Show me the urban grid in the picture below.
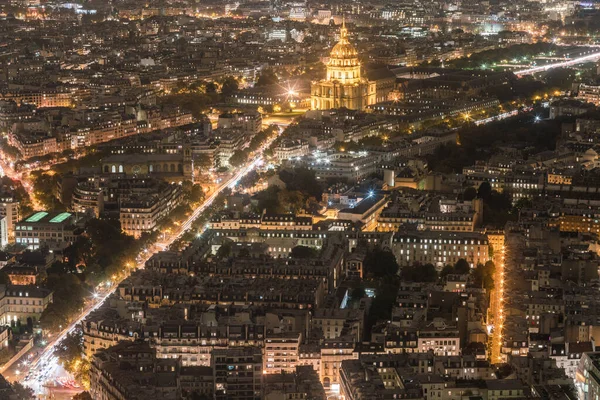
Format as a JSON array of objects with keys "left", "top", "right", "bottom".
[{"left": 2, "top": 0, "right": 600, "bottom": 399}]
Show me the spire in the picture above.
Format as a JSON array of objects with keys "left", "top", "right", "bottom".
[{"left": 340, "top": 15, "right": 347, "bottom": 40}]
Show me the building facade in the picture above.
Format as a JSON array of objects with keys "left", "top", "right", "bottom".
[
  {"left": 0, "top": 285, "right": 53, "bottom": 326},
  {"left": 0, "top": 195, "right": 19, "bottom": 241},
  {"left": 212, "top": 347, "right": 263, "bottom": 400},
  {"left": 14, "top": 211, "right": 79, "bottom": 250},
  {"left": 392, "top": 231, "right": 490, "bottom": 269}
]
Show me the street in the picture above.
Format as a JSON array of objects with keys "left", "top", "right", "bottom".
[
  {"left": 1, "top": 131, "right": 281, "bottom": 398},
  {"left": 516, "top": 49, "right": 600, "bottom": 75}
]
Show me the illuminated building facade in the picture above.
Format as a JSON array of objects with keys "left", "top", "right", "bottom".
[
  {"left": 392, "top": 231, "right": 490, "bottom": 269},
  {"left": 14, "top": 211, "right": 79, "bottom": 250},
  {"left": 311, "top": 21, "right": 376, "bottom": 111}
]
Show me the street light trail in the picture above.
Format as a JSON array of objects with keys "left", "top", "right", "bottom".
[
  {"left": 516, "top": 50, "right": 600, "bottom": 75},
  {"left": 490, "top": 246, "right": 505, "bottom": 363}
]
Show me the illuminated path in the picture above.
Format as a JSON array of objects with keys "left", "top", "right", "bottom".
[
  {"left": 516, "top": 50, "right": 600, "bottom": 76},
  {"left": 490, "top": 246, "right": 506, "bottom": 363}
]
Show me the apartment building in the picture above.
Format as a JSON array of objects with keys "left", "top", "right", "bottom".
[
  {"left": 0, "top": 195, "right": 19, "bottom": 240},
  {"left": 392, "top": 231, "right": 490, "bottom": 269},
  {"left": 0, "top": 285, "right": 53, "bottom": 326},
  {"left": 212, "top": 347, "right": 263, "bottom": 400},
  {"left": 120, "top": 184, "right": 183, "bottom": 238},
  {"left": 263, "top": 332, "right": 302, "bottom": 374}
]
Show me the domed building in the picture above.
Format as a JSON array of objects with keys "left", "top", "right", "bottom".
[{"left": 311, "top": 20, "right": 376, "bottom": 110}]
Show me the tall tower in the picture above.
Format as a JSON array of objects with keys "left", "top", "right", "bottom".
[{"left": 311, "top": 19, "right": 376, "bottom": 110}]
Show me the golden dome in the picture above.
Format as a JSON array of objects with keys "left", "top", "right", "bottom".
[{"left": 329, "top": 19, "right": 358, "bottom": 61}]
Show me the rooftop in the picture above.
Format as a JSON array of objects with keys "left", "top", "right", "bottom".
[
  {"left": 25, "top": 211, "right": 48, "bottom": 222},
  {"left": 49, "top": 212, "right": 72, "bottom": 223},
  {"left": 22, "top": 211, "right": 73, "bottom": 224},
  {"left": 339, "top": 194, "right": 386, "bottom": 215}
]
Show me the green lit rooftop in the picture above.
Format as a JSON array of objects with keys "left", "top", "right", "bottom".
[
  {"left": 25, "top": 212, "right": 48, "bottom": 223},
  {"left": 49, "top": 212, "right": 72, "bottom": 223},
  {"left": 22, "top": 211, "right": 74, "bottom": 224}
]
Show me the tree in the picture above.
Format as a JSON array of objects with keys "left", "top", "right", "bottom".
[
  {"left": 421, "top": 263, "right": 438, "bottom": 281},
  {"left": 290, "top": 245, "right": 318, "bottom": 259},
  {"left": 187, "top": 81, "right": 204, "bottom": 93},
  {"left": 277, "top": 190, "right": 307, "bottom": 213},
  {"left": 221, "top": 76, "right": 239, "bottom": 96},
  {"left": 279, "top": 168, "right": 322, "bottom": 199},
  {"left": 31, "top": 172, "right": 64, "bottom": 210},
  {"left": 238, "top": 170, "right": 260, "bottom": 189},
  {"left": 64, "top": 235, "right": 94, "bottom": 269},
  {"left": 11, "top": 382, "right": 34, "bottom": 399},
  {"left": 216, "top": 242, "right": 232, "bottom": 259},
  {"left": 158, "top": 92, "right": 218, "bottom": 119},
  {"left": 463, "top": 187, "right": 477, "bottom": 201},
  {"left": 229, "top": 150, "right": 248, "bottom": 168},
  {"left": 81, "top": 218, "right": 138, "bottom": 281},
  {"left": 483, "top": 190, "right": 514, "bottom": 228},
  {"left": 472, "top": 261, "right": 495, "bottom": 290},
  {"left": 76, "top": 358, "right": 91, "bottom": 389},
  {"left": 542, "top": 67, "right": 576, "bottom": 91},
  {"left": 440, "top": 264, "right": 455, "bottom": 278},
  {"left": 181, "top": 179, "right": 193, "bottom": 194},
  {"left": 169, "top": 204, "right": 192, "bottom": 222},
  {"left": 248, "top": 126, "right": 279, "bottom": 153},
  {"left": 40, "top": 274, "right": 86, "bottom": 332},
  {"left": 495, "top": 363, "right": 514, "bottom": 379},
  {"left": 447, "top": 42, "right": 554, "bottom": 70},
  {"left": 477, "top": 181, "right": 492, "bottom": 201},
  {"left": 47, "top": 260, "right": 75, "bottom": 275},
  {"left": 55, "top": 328, "right": 90, "bottom": 388},
  {"left": 454, "top": 258, "right": 471, "bottom": 274},
  {"left": 513, "top": 197, "right": 533, "bottom": 211},
  {"left": 204, "top": 81, "right": 217, "bottom": 94},
  {"left": 401, "top": 263, "right": 438, "bottom": 282},
  {"left": 55, "top": 329, "right": 84, "bottom": 363},
  {"left": 256, "top": 69, "right": 279, "bottom": 87},
  {"left": 0, "top": 138, "right": 22, "bottom": 160},
  {"left": 427, "top": 112, "right": 561, "bottom": 174},
  {"left": 190, "top": 184, "right": 205, "bottom": 204},
  {"left": 194, "top": 154, "right": 212, "bottom": 169},
  {"left": 367, "top": 277, "right": 400, "bottom": 329},
  {"left": 255, "top": 186, "right": 282, "bottom": 213},
  {"left": 364, "top": 249, "right": 399, "bottom": 278}
]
